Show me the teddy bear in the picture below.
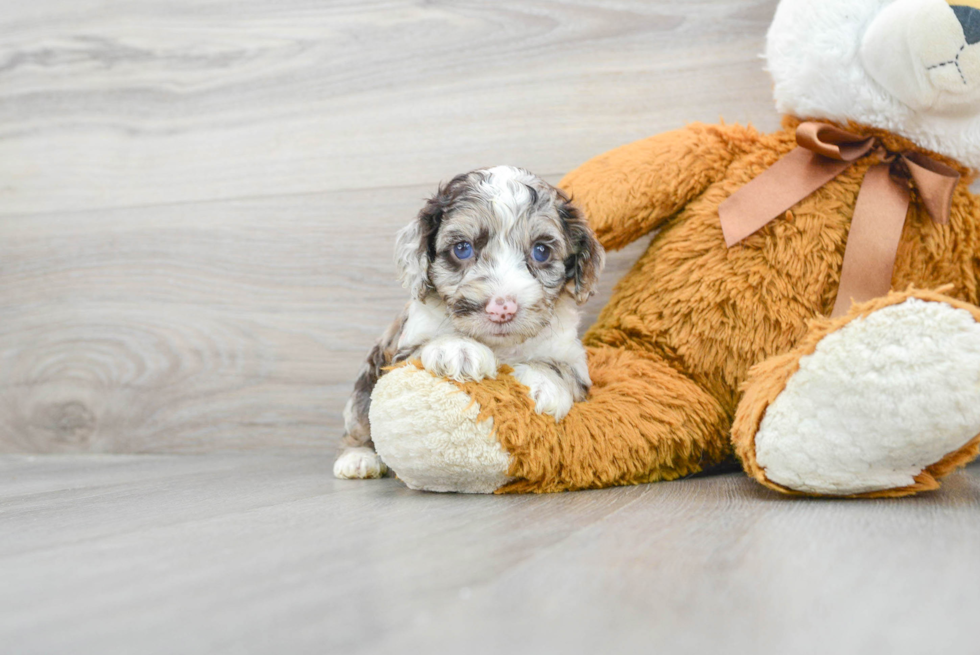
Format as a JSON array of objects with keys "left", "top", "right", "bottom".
[{"left": 366, "top": 0, "right": 980, "bottom": 497}]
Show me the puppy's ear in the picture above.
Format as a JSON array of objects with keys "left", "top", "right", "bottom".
[
  {"left": 558, "top": 191, "right": 605, "bottom": 304},
  {"left": 394, "top": 175, "right": 465, "bottom": 300},
  {"left": 393, "top": 219, "right": 431, "bottom": 301}
]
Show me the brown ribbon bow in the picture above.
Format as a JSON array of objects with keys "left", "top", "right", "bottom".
[{"left": 718, "top": 122, "right": 960, "bottom": 317}]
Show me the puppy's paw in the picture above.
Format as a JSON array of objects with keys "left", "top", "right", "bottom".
[
  {"left": 420, "top": 337, "right": 497, "bottom": 382},
  {"left": 334, "top": 447, "right": 388, "bottom": 479},
  {"left": 513, "top": 364, "right": 575, "bottom": 420}
]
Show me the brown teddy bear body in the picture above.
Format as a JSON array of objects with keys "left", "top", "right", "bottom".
[
  {"left": 453, "top": 117, "right": 980, "bottom": 494},
  {"left": 369, "top": 0, "right": 980, "bottom": 497}
]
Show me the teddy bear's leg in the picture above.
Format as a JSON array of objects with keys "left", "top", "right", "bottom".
[
  {"left": 733, "top": 289, "right": 980, "bottom": 498},
  {"left": 370, "top": 347, "right": 731, "bottom": 493}
]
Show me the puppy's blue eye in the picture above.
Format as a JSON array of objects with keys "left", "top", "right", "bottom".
[
  {"left": 532, "top": 243, "right": 551, "bottom": 263},
  {"left": 453, "top": 241, "right": 474, "bottom": 260}
]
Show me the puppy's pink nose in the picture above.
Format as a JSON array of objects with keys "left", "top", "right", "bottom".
[{"left": 485, "top": 296, "right": 518, "bottom": 323}]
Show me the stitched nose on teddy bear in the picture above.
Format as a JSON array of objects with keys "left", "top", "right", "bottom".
[
  {"left": 952, "top": 5, "right": 980, "bottom": 44},
  {"left": 485, "top": 296, "right": 518, "bottom": 323}
]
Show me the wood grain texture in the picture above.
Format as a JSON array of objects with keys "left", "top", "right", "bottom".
[
  {"left": 0, "top": 0, "right": 786, "bottom": 452},
  {"left": 0, "top": 0, "right": 782, "bottom": 215},
  {"left": 1, "top": 454, "right": 978, "bottom": 654}
]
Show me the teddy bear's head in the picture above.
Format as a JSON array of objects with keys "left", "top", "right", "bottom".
[{"left": 767, "top": 0, "right": 980, "bottom": 169}]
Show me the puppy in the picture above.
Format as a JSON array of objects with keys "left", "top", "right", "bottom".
[{"left": 334, "top": 166, "right": 605, "bottom": 479}]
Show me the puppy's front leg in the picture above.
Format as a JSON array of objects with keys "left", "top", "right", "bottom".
[
  {"left": 334, "top": 311, "right": 410, "bottom": 480},
  {"left": 420, "top": 335, "right": 498, "bottom": 382},
  {"left": 335, "top": 354, "right": 389, "bottom": 480},
  {"left": 513, "top": 360, "right": 589, "bottom": 421}
]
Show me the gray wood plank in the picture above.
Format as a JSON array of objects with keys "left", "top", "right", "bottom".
[
  {"left": 0, "top": 0, "right": 781, "bottom": 216},
  {"left": 1, "top": 454, "right": 978, "bottom": 654}
]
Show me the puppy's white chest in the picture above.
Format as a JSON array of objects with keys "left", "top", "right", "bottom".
[{"left": 491, "top": 340, "right": 539, "bottom": 366}]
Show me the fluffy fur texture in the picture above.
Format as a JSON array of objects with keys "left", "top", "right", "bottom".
[
  {"left": 336, "top": 166, "right": 603, "bottom": 480},
  {"left": 753, "top": 297, "right": 980, "bottom": 495},
  {"left": 373, "top": 118, "right": 980, "bottom": 495},
  {"left": 369, "top": 0, "right": 980, "bottom": 496},
  {"left": 734, "top": 288, "right": 980, "bottom": 498}
]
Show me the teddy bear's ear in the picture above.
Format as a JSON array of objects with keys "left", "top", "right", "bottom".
[
  {"left": 558, "top": 191, "right": 605, "bottom": 304},
  {"left": 394, "top": 174, "right": 466, "bottom": 300}
]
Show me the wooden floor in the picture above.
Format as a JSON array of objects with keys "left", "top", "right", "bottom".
[
  {"left": 4, "top": 2, "right": 980, "bottom": 653},
  {"left": 2, "top": 454, "right": 978, "bottom": 654}
]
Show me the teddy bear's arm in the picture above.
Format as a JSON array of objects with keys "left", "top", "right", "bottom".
[{"left": 559, "top": 123, "right": 741, "bottom": 251}]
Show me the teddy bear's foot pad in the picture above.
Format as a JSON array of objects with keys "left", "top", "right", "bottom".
[
  {"left": 369, "top": 364, "right": 513, "bottom": 493},
  {"left": 755, "top": 298, "right": 980, "bottom": 495}
]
